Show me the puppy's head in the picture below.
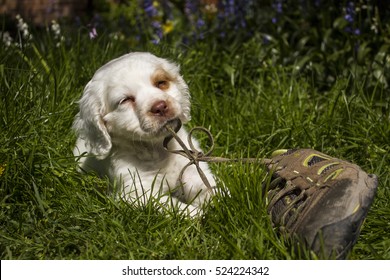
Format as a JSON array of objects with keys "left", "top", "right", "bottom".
[{"left": 73, "top": 52, "right": 191, "bottom": 159}]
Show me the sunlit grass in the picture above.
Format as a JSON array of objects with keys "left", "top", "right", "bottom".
[{"left": 0, "top": 25, "right": 389, "bottom": 260}]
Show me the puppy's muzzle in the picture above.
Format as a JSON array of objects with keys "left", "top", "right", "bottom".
[
  {"left": 151, "top": 100, "right": 169, "bottom": 117},
  {"left": 145, "top": 100, "right": 181, "bottom": 135}
]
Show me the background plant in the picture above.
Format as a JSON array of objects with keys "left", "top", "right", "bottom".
[{"left": 85, "top": 0, "right": 390, "bottom": 92}]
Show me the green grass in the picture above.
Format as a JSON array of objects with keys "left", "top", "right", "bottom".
[{"left": 0, "top": 30, "right": 389, "bottom": 260}]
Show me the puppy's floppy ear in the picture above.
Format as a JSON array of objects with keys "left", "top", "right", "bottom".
[{"left": 73, "top": 80, "right": 112, "bottom": 160}]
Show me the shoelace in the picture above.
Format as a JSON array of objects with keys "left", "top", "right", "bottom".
[{"left": 163, "top": 120, "right": 271, "bottom": 192}]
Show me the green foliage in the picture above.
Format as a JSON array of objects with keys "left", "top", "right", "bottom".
[
  {"left": 0, "top": 2, "right": 389, "bottom": 260},
  {"left": 75, "top": 0, "right": 390, "bottom": 93}
]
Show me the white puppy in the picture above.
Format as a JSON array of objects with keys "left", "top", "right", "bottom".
[{"left": 73, "top": 52, "right": 215, "bottom": 216}]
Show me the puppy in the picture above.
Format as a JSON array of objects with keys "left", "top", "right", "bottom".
[{"left": 73, "top": 52, "right": 215, "bottom": 216}]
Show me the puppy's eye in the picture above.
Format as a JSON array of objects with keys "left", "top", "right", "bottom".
[
  {"left": 155, "top": 80, "right": 169, "bottom": 90},
  {"left": 119, "top": 96, "right": 135, "bottom": 105}
]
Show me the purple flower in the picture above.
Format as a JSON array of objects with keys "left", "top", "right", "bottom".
[
  {"left": 343, "top": 1, "right": 360, "bottom": 36},
  {"left": 184, "top": 0, "right": 198, "bottom": 17},
  {"left": 344, "top": 2, "right": 355, "bottom": 23},
  {"left": 272, "top": 0, "right": 283, "bottom": 14},
  {"left": 344, "top": 14, "right": 353, "bottom": 23},
  {"left": 151, "top": 21, "right": 161, "bottom": 29},
  {"left": 144, "top": 0, "right": 158, "bottom": 17},
  {"left": 216, "top": 0, "right": 251, "bottom": 32},
  {"left": 196, "top": 18, "right": 205, "bottom": 28},
  {"left": 354, "top": 28, "right": 361, "bottom": 35},
  {"left": 226, "top": 0, "right": 235, "bottom": 16},
  {"left": 271, "top": 0, "right": 284, "bottom": 25},
  {"left": 142, "top": 0, "right": 165, "bottom": 44},
  {"left": 183, "top": 0, "right": 206, "bottom": 41}
]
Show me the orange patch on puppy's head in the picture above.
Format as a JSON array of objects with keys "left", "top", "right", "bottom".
[{"left": 151, "top": 68, "right": 174, "bottom": 91}]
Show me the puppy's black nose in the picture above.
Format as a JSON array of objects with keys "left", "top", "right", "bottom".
[{"left": 151, "top": 100, "right": 169, "bottom": 116}]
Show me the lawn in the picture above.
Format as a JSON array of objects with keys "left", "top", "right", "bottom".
[{"left": 0, "top": 1, "right": 389, "bottom": 260}]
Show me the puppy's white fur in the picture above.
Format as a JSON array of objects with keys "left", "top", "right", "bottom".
[{"left": 73, "top": 52, "right": 215, "bottom": 216}]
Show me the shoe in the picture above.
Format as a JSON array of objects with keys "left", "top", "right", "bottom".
[{"left": 264, "top": 149, "right": 378, "bottom": 259}]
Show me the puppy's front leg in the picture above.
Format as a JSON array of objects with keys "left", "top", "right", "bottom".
[
  {"left": 119, "top": 171, "right": 202, "bottom": 217},
  {"left": 177, "top": 162, "right": 216, "bottom": 208}
]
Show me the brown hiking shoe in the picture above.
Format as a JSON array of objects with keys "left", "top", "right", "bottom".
[{"left": 264, "top": 149, "right": 378, "bottom": 259}]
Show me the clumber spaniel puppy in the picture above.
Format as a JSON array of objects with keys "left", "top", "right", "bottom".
[{"left": 73, "top": 52, "right": 215, "bottom": 216}]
